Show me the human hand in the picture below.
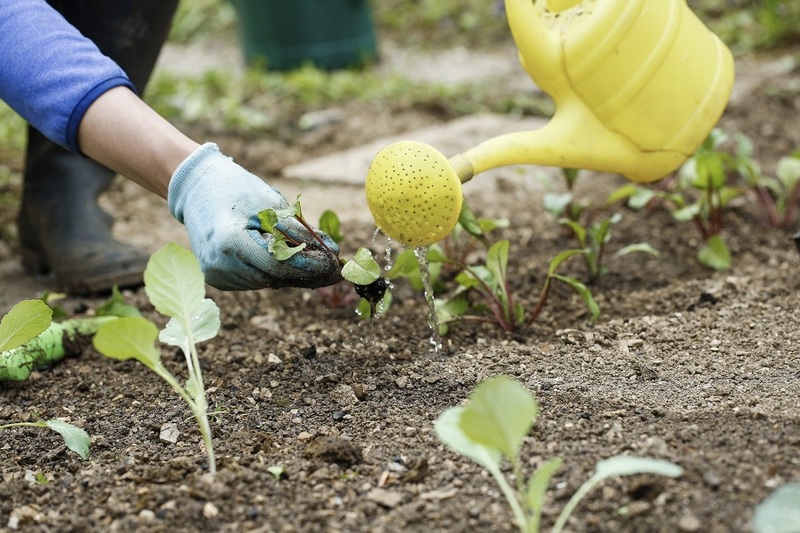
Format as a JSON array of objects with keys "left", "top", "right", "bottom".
[{"left": 167, "top": 143, "right": 342, "bottom": 291}]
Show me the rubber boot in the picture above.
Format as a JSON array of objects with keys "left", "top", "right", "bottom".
[{"left": 18, "top": 0, "right": 179, "bottom": 294}]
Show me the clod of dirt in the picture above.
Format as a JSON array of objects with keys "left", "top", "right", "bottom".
[{"left": 303, "top": 436, "right": 363, "bottom": 467}]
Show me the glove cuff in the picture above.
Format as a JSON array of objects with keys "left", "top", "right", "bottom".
[{"left": 168, "top": 142, "right": 224, "bottom": 223}]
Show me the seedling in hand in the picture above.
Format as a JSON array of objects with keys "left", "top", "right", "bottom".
[
  {"left": 435, "top": 376, "right": 684, "bottom": 532},
  {"left": 258, "top": 198, "right": 389, "bottom": 316},
  {"left": 93, "top": 243, "right": 221, "bottom": 475}
]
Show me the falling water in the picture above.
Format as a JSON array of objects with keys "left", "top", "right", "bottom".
[{"left": 413, "top": 246, "right": 442, "bottom": 355}]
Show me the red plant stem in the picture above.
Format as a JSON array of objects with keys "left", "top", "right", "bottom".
[{"left": 527, "top": 277, "right": 552, "bottom": 325}]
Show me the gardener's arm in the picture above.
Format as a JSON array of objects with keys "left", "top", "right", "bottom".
[{"left": 0, "top": 0, "right": 341, "bottom": 291}]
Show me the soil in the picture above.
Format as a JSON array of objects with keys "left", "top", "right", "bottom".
[{"left": 2, "top": 43, "right": 800, "bottom": 533}]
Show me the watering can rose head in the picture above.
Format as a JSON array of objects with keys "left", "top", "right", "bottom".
[{"left": 366, "top": 141, "right": 463, "bottom": 247}]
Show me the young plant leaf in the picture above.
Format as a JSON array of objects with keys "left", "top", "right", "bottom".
[
  {"left": 612, "top": 243, "right": 660, "bottom": 260},
  {"left": 44, "top": 419, "right": 91, "bottom": 460},
  {"left": 0, "top": 299, "right": 52, "bottom": 352},
  {"left": 697, "top": 235, "right": 731, "bottom": 270},
  {"left": 486, "top": 240, "right": 509, "bottom": 286},
  {"left": 552, "top": 455, "right": 683, "bottom": 533},
  {"left": 527, "top": 457, "right": 564, "bottom": 529},
  {"left": 552, "top": 274, "right": 601, "bottom": 323},
  {"left": 159, "top": 299, "right": 221, "bottom": 354},
  {"left": 93, "top": 316, "right": 162, "bottom": 370},
  {"left": 144, "top": 243, "right": 206, "bottom": 319},
  {"left": 434, "top": 406, "right": 501, "bottom": 470},
  {"left": 269, "top": 238, "right": 306, "bottom": 260},
  {"left": 257, "top": 208, "right": 280, "bottom": 231},
  {"left": 95, "top": 286, "right": 142, "bottom": 318},
  {"left": 318, "top": 210, "right": 344, "bottom": 244},
  {"left": 459, "top": 376, "right": 538, "bottom": 461},
  {"left": 342, "top": 247, "right": 380, "bottom": 285},
  {"left": 752, "top": 483, "right": 800, "bottom": 533}
]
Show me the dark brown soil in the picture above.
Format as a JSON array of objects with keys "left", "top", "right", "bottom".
[{"left": 1, "top": 46, "right": 800, "bottom": 533}]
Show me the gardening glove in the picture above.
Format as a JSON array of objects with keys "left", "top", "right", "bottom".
[{"left": 168, "top": 143, "right": 342, "bottom": 291}]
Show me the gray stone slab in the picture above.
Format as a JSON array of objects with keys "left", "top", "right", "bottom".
[{"left": 282, "top": 113, "right": 557, "bottom": 186}]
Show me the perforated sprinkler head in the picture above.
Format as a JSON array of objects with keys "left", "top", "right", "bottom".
[{"left": 366, "top": 141, "right": 463, "bottom": 247}]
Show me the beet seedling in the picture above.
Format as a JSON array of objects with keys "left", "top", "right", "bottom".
[
  {"left": 559, "top": 213, "right": 659, "bottom": 284},
  {"left": 434, "top": 376, "right": 684, "bottom": 533},
  {"left": 93, "top": 243, "right": 221, "bottom": 475}
]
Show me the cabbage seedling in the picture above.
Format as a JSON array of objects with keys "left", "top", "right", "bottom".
[
  {"left": 0, "top": 419, "right": 90, "bottom": 459},
  {"left": 93, "top": 243, "right": 221, "bottom": 475},
  {"left": 435, "top": 376, "right": 684, "bottom": 532},
  {"left": 0, "top": 297, "right": 129, "bottom": 382}
]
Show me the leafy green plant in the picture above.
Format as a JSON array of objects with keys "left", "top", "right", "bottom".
[
  {"left": 434, "top": 376, "right": 684, "bottom": 533},
  {"left": 559, "top": 213, "right": 659, "bottom": 284},
  {"left": 611, "top": 129, "right": 745, "bottom": 270},
  {"left": 0, "top": 419, "right": 90, "bottom": 459},
  {"left": 93, "top": 243, "right": 222, "bottom": 475},
  {"left": 543, "top": 168, "right": 587, "bottom": 224},
  {"left": 738, "top": 145, "right": 800, "bottom": 229},
  {"left": 0, "top": 293, "right": 138, "bottom": 382}
]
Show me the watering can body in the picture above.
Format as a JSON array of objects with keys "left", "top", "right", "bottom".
[
  {"left": 366, "top": 0, "right": 736, "bottom": 246},
  {"left": 460, "top": 0, "right": 735, "bottom": 183}
]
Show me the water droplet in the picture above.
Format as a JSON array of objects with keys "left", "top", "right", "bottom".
[{"left": 414, "top": 246, "right": 442, "bottom": 355}]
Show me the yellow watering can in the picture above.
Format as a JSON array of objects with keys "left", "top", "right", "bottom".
[{"left": 366, "top": 0, "right": 735, "bottom": 246}]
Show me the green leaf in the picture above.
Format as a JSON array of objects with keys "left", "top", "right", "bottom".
[
  {"left": 527, "top": 457, "right": 563, "bottom": 524},
  {"left": 606, "top": 183, "right": 638, "bottom": 204},
  {"left": 593, "top": 455, "right": 683, "bottom": 480},
  {"left": 460, "top": 376, "right": 538, "bottom": 461},
  {"left": 434, "top": 406, "right": 501, "bottom": 470},
  {"left": 777, "top": 156, "right": 800, "bottom": 191},
  {"left": 486, "top": 241, "right": 509, "bottom": 287},
  {"left": 93, "top": 316, "right": 162, "bottom": 370},
  {"left": 342, "top": 247, "right": 380, "bottom": 285},
  {"left": 559, "top": 219, "right": 586, "bottom": 246},
  {"left": 0, "top": 300, "right": 52, "bottom": 352},
  {"left": 547, "top": 249, "right": 586, "bottom": 277},
  {"left": 144, "top": 243, "right": 206, "bottom": 319},
  {"left": 612, "top": 243, "right": 660, "bottom": 260},
  {"left": 552, "top": 274, "right": 601, "bottom": 323},
  {"left": 672, "top": 203, "right": 702, "bottom": 222},
  {"left": 44, "top": 420, "right": 91, "bottom": 460},
  {"left": 627, "top": 188, "right": 657, "bottom": 210},
  {"left": 318, "top": 210, "right": 343, "bottom": 244},
  {"left": 752, "top": 483, "right": 800, "bottom": 533},
  {"left": 457, "top": 201, "right": 484, "bottom": 238},
  {"left": 477, "top": 217, "right": 509, "bottom": 235},
  {"left": 257, "top": 209, "right": 279, "bottom": 231},
  {"left": 697, "top": 235, "right": 731, "bottom": 270},
  {"left": 269, "top": 238, "right": 306, "bottom": 260},
  {"left": 544, "top": 192, "right": 573, "bottom": 217},
  {"left": 159, "top": 298, "right": 221, "bottom": 354},
  {"left": 95, "top": 286, "right": 142, "bottom": 318}
]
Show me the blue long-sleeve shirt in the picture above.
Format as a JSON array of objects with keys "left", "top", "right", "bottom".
[{"left": 0, "top": 0, "right": 135, "bottom": 153}]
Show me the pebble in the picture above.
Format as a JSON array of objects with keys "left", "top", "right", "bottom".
[
  {"left": 203, "top": 502, "right": 219, "bottom": 518},
  {"left": 330, "top": 384, "right": 359, "bottom": 407},
  {"left": 366, "top": 488, "right": 406, "bottom": 508},
  {"left": 159, "top": 422, "right": 180, "bottom": 444},
  {"left": 678, "top": 510, "right": 701, "bottom": 532}
]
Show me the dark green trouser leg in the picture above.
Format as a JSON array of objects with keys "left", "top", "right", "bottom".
[{"left": 18, "top": 0, "right": 180, "bottom": 294}]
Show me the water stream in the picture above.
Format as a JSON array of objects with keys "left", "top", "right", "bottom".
[{"left": 413, "top": 246, "right": 442, "bottom": 355}]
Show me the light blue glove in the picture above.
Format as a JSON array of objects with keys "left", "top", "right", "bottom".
[{"left": 168, "top": 143, "right": 342, "bottom": 291}]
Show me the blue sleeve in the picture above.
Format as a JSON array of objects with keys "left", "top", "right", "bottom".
[{"left": 0, "top": 0, "right": 136, "bottom": 153}]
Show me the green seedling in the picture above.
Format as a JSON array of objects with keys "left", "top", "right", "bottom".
[
  {"left": 527, "top": 249, "right": 600, "bottom": 326},
  {"left": 434, "top": 376, "right": 684, "bottom": 533},
  {"left": 258, "top": 197, "right": 389, "bottom": 317},
  {"left": 0, "top": 419, "right": 90, "bottom": 459},
  {"left": 543, "top": 168, "right": 588, "bottom": 225},
  {"left": 752, "top": 482, "right": 800, "bottom": 533},
  {"left": 93, "top": 243, "right": 221, "bottom": 475},
  {"left": 0, "top": 289, "right": 138, "bottom": 382},
  {"left": 559, "top": 213, "right": 659, "bottom": 284},
  {"left": 737, "top": 143, "right": 800, "bottom": 229},
  {"left": 611, "top": 129, "right": 743, "bottom": 270}
]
